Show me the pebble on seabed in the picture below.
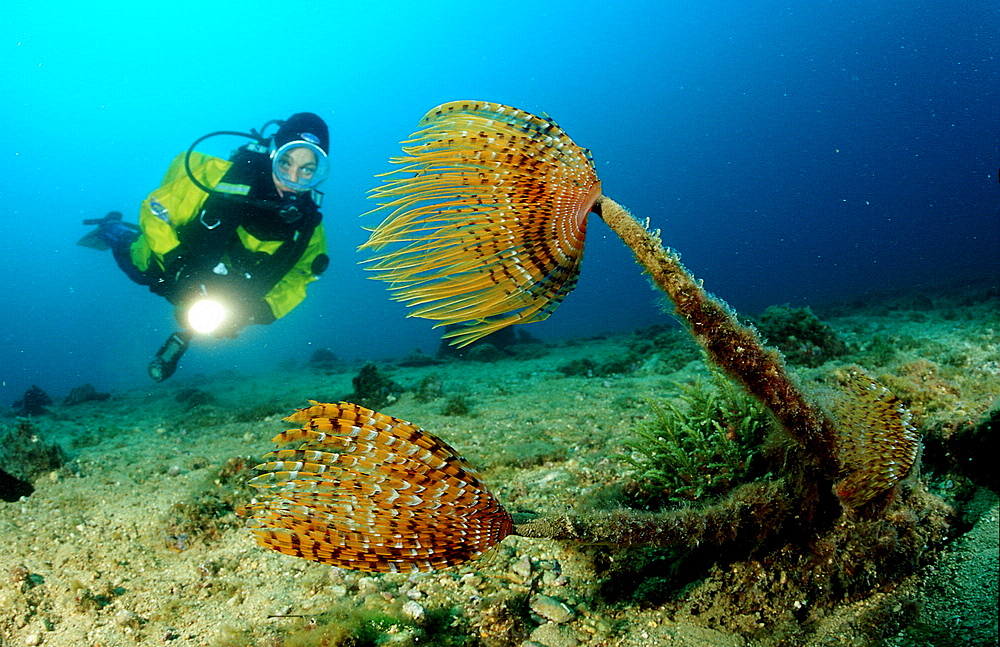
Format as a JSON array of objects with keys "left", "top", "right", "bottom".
[
  {"left": 401, "top": 599, "right": 426, "bottom": 623},
  {"left": 530, "top": 593, "right": 576, "bottom": 623}
]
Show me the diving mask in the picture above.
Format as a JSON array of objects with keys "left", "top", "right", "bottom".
[{"left": 271, "top": 134, "right": 329, "bottom": 192}]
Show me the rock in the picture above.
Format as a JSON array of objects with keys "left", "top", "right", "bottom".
[
  {"left": 308, "top": 347, "right": 338, "bottom": 371},
  {"left": 530, "top": 594, "right": 576, "bottom": 623},
  {"left": 401, "top": 600, "right": 425, "bottom": 623},
  {"left": 528, "top": 622, "right": 579, "bottom": 647},
  {"left": 464, "top": 343, "right": 504, "bottom": 362},
  {"left": 357, "top": 576, "right": 380, "bottom": 596},
  {"left": 511, "top": 554, "right": 534, "bottom": 582},
  {"left": 13, "top": 385, "right": 52, "bottom": 416},
  {"left": 0, "top": 468, "right": 34, "bottom": 502},
  {"left": 614, "top": 623, "right": 746, "bottom": 647},
  {"left": 384, "top": 626, "right": 418, "bottom": 646},
  {"left": 63, "top": 383, "right": 111, "bottom": 406},
  {"left": 175, "top": 387, "right": 217, "bottom": 409},
  {"left": 114, "top": 609, "right": 141, "bottom": 628},
  {"left": 0, "top": 419, "right": 65, "bottom": 490}
]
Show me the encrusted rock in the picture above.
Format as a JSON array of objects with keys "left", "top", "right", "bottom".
[
  {"left": 114, "top": 609, "right": 141, "bottom": 628},
  {"left": 63, "top": 383, "right": 111, "bottom": 406},
  {"left": 530, "top": 593, "right": 576, "bottom": 623},
  {"left": 401, "top": 600, "right": 425, "bottom": 623},
  {"left": 511, "top": 554, "right": 533, "bottom": 583},
  {"left": 357, "top": 576, "right": 380, "bottom": 596},
  {"left": 528, "top": 621, "right": 580, "bottom": 647}
]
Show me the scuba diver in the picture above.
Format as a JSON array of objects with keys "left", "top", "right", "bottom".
[{"left": 79, "top": 113, "right": 331, "bottom": 382}]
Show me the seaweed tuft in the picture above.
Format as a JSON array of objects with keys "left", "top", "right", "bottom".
[
  {"left": 754, "top": 304, "right": 849, "bottom": 367},
  {"left": 343, "top": 363, "right": 402, "bottom": 410},
  {"left": 441, "top": 394, "right": 473, "bottom": 416},
  {"left": 620, "top": 368, "right": 774, "bottom": 508}
]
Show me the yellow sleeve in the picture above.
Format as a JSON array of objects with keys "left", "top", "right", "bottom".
[
  {"left": 130, "top": 152, "right": 231, "bottom": 273},
  {"left": 263, "top": 224, "right": 328, "bottom": 319}
]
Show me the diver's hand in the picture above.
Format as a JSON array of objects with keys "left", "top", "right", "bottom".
[
  {"left": 212, "top": 316, "right": 246, "bottom": 339},
  {"left": 211, "top": 300, "right": 275, "bottom": 339}
]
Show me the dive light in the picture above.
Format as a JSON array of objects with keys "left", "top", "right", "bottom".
[
  {"left": 186, "top": 298, "right": 228, "bottom": 335},
  {"left": 149, "top": 331, "right": 192, "bottom": 383},
  {"left": 148, "top": 298, "right": 230, "bottom": 382}
]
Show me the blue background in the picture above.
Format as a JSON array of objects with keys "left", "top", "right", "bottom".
[{"left": 1, "top": 0, "right": 997, "bottom": 403}]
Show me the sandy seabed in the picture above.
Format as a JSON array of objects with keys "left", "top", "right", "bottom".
[{"left": 1, "top": 284, "right": 998, "bottom": 647}]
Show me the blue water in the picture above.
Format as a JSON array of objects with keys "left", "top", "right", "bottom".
[{"left": 1, "top": 1, "right": 997, "bottom": 404}]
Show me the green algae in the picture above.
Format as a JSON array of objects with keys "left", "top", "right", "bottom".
[
  {"left": 620, "top": 367, "right": 774, "bottom": 507},
  {"left": 754, "top": 304, "right": 849, "bottom": 367}
]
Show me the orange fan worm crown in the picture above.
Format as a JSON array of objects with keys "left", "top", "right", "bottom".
[
  {"left": 242, "top": 401, "right": 514, "bottom": 573},
  {"left": 361, "top": 100, "right": 603, "bottom": 347},
  {"left": 829, "top": 372, "right": 921, "bottom": 507}
]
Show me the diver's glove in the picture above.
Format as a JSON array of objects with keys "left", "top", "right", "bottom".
[
  {"left": 211, "top": 299, "right": 276, "bottom": 339},
  {"left": 78, "top": 212, "right": 139, "bottom": 251}
]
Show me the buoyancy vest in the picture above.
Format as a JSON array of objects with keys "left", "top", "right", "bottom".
[{"left": 130, "top": 148, "right": 327, "bottom": 320}]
